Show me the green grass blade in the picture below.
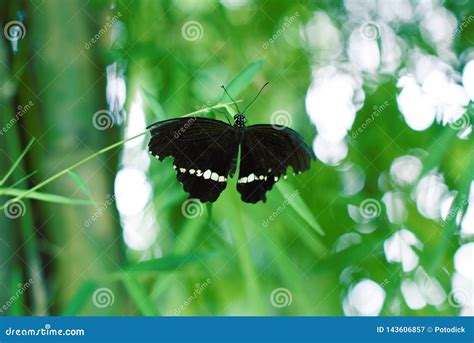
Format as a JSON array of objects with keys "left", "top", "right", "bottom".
[
  {"left": 67, "top": 171, "right": 93, "bottom": 198},
  {"left": 0, "top": 138, "right": 35, "bottom": 186},
  {"left": 9, "top": 267, "right": 25, "bottom": 315},
  {"left": 0, "top": 187, "right": 94, "bottom": 206},
  {"left": 61, "top": 280, "right": 98, "bottom": 315},
  {"left": 181, "top": 101, "right": 241, "bottom": 117},
  {"left": 10, "top": 170, "right": 38, "bottom": 188},
  {"left": 122, "top": 273, "right": 160, "bottom": 316},
  {"left": 221, "top": 59, "right": 265, "bottom": 101},
  {"left": 276, "top": 181, "right": 325, "bottom": 236},
  {"left": 122, "top": 253, "right": 217, "bottom": 273},
  {"left": 206, "top": 203, "right": 213, "bottom": 219}
]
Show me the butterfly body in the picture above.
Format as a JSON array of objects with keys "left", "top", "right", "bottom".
[{"left": 148, "top": 112, "right": 314, "bottom": 203}]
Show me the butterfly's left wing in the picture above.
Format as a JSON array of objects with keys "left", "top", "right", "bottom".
[
  {"left": 237, "top": 124, "right": 315, "bottom": 203},
  {"left": 148, "top": 117, "right": 239, "bottom": 203}
]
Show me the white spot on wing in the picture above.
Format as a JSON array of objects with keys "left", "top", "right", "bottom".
[{"left": 203, "top": 170, "right": 211, "bottom": 179}]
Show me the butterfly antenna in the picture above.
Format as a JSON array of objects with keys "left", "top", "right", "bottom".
[
  {"left": 221, "top": 85, "right": 241, "bottom": 113},
  {"left": 242, "top": 82, "right": 269, "bottom": 114}
]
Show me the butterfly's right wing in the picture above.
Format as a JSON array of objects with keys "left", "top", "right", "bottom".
[
  {"left": 237, "top": 124, "right": 315, "bottom": 203},
  {"left": 148, "top": 117, "right": 239, "bottom": 202}
]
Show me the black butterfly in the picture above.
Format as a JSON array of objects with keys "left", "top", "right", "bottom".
[{"left": 147, "top": 83, "right": 315, "bottom": 203}]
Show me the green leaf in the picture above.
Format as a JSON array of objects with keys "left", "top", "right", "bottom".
[
  {"left": 0, "top": 138, "right": 35, "bottom": 186},
  {"left": 221, "top": 59, "right": 265, "bottom": 101},
  {"left": 276, "top": 181, "right": 325, "bottom": 236}
]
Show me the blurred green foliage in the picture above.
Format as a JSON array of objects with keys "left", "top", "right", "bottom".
[{"left": 0, "top": 0, "right": 473, "bottom": 316}]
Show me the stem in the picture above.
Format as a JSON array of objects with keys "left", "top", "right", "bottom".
[{"left": 1, "top": 102, "right": 237, "bottom": 209}]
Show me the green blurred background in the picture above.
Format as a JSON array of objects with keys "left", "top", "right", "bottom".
[{"left": 0, "top": 0, "right": 473, "bottom": 316}]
